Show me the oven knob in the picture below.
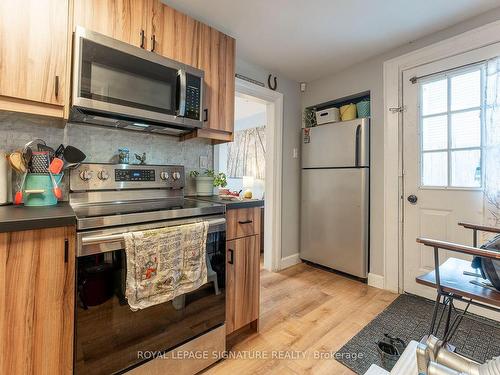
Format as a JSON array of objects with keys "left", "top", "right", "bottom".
[
  {"left": 98, "top": 170, "right": 109, "bottom": 181},
  {"left": 79, "top": 170, "right": 93, "bottom": 181},
  {"left": 160, "top": 171, "right": 169, "bottom": 180},
  {"left": 172, "top": 171, "right": 181, "bottom": 180}
]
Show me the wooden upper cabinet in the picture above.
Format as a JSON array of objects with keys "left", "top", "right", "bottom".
[
  {"left": 151, "top": 3, "right": 201, "bottom": 66},
  {"left": 0, "top": 0, "right": 69, "bottom": 115},
  {"left": 73, "top": 0, "right": 151, "bottom": 49},
  {"left": 197, "top": 24, "right": 235, "bottom": 136}
]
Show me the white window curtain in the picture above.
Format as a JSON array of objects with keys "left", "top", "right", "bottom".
[{"left": 484, "top": 57, "right": 500, "bottom": 230}]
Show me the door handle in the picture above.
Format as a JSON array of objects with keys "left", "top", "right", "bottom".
[
  {"left": 407, "top": 195, "right": 418, "bottom": 204},
  {"left": 238, "top": 220, "right": 253, "bottom": 225},
  {"left": 228, "top": 249, "right": 234, "bottom": 264},
  {"left": 355, "top": 124, "right": 361, "bottom": 167},
  {"left": 54, "top": 75, "right": 59, "bottom": 99},
  {"left": 151, "top": 34, "right": 156, "bottom": 52},
  {"left": 203, "top": 109, "right": 208, "bottom": 122},
  {"left": 140, "top": 29, "right": 145, "bottom": 49}
]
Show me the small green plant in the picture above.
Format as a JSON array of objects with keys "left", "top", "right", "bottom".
[
  {"left": 189, "top": 169, "right": 215, "bottom": 178},
  {"left": 213, "top": 172, "right": 227, "bottom": 188}
]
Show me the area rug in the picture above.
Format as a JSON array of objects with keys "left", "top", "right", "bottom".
[{"left": 336, "top": 294, "right": 500, "bottom": 374}]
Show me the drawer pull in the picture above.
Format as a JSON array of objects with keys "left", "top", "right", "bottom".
[
  {"left": 238, "top": 220, "right": 253, "bottom": 225},
  {"left": 228, "top": 249, "right": 234, "bottom": 264}
]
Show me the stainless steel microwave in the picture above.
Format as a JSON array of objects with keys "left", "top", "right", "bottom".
[{"left": 70, "top": 26, "right": 204, "bottom": 135}]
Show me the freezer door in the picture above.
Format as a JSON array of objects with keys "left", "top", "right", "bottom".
[
  {"left": 300, "top": 168, "right": 369, "bottom": 278},
  {"left": 302, "top": 118, "right": 369, "bottom": 168}
]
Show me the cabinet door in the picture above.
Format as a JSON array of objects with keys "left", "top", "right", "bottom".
[
  {"left": 226, "top": 235, "right": 260, "bottom": 334},
  {"left": 198, "top": 25, "right": 235, "bottom": 135},
  {"left": 150, "top": 2, "right": 201, "bottom": 66},
  {"left": 74, "top": 0, "right": 151, "bottom": 49},
  {"left": 0, "top": 0, "right": 68, "bottom": 107},
  {"left": 0, "top": 226, "right": 75, "bottom": 375}
]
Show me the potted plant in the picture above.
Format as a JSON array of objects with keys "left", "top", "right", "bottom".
[
  {"left": 189, "top": 170, "right": 214, "bottom": 196},
  {"left": 213, "top": 172, "right": 228, "bottom": 195}
]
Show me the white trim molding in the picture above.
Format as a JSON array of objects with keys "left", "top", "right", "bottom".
[
  {"left": 233, "top": 77, "right": 284, "bottom": 272},
  {"left": 368, "top": 273, "right": 385, "bottom": 290},
  {"left": 383, "top": 20, "right": 500, "bottom": 293},
  {"left": 280, "top": 253, "right": 302, "bottom": 270}
]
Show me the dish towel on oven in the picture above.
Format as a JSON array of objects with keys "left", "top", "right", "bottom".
[{"left": 123, "top": 221, "right": 209, "bottom": 311}]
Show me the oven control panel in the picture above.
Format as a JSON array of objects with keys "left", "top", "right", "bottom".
[
  {"left": 70, "top": 163, "right": 185, "bottom": 191},
  {"left": 115, "top": 169, "right": 155, "bottom": 182}
]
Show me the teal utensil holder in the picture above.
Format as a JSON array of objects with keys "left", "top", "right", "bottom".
[
  {"left": 356, "top": 100, "right": 371, "bottom": 118},
  {"left": 23, "top": 173, "right": 63, "bottom": 206}
]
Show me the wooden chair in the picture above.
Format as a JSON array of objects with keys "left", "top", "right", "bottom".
[{"left": 416, "top": 222, "right": 500, "bottom": 343}]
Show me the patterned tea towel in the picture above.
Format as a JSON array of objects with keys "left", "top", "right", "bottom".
[{"left": 124, "top": 221, "right": 209, "bottom": 311}]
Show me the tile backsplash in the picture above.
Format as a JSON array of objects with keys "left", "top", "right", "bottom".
[{"left": 0, "top": 112, "right": 213, "bottom": 195}]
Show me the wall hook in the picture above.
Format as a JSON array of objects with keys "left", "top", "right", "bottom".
[{"left": 268, "top": 74, "right": 277, "bottom": 91}]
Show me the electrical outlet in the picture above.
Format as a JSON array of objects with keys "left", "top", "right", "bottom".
[
  {"left": 293, "top": 148, "right": 299, "bottom": 159},
  {"left": 199, "top": 155, "right": 208, "bottom": 169}
]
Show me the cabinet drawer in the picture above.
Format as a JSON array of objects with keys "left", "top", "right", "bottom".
[{"left": 226, "top": 207, "right": 261, "bottom": 240}]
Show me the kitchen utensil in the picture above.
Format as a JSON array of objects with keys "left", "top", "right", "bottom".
[
  {"left": 14, "top": 171, "right": 28, "bottom": 205},
  {"left": 38, "top": 144, "right": 55, "bottom": 159},
  {"left": 31, "top": 151, "right": 50, "bottom": 173},
  {"left": 23, "top": 173, "right": 63, "bottom": 206},
  {"left": 55, "top": 144, "right": 65, "bottom": 158},
  {"left": 63, "top": 145, "right": 86, "bottom": 164},
  {"left": 23, "top": 147, "right": 32, "bottom": 169},
  {"left": 8, "top": 151, "right": 26, "bottom": 173},
  {"left": 49, "top": 157, "right": 64, "bottom": 175},
  {"left": 0, "top": 153, "right": 10, "bottom": 205},
  {"left": 48, "top": 170, "right": 62, "bottom": 199}
]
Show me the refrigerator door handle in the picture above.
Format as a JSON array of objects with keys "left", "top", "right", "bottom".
[{"left": 355, "top": 124, "right": 361, "bottom": 167}]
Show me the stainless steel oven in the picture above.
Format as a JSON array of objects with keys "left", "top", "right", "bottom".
[
  {"left": 70, "top": 27, "right": 204, "bottom": 136},
  {"left": 70, "top": 163, "right": 226, "bottom": 375}
]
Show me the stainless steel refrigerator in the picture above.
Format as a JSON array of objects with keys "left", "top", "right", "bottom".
[{"left": 300, "top": 118, "right": 369, "bottom": 278}]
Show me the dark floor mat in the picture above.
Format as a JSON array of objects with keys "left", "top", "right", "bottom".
[{"left": 335, "top": 294, "right": 500, "bottom": 374}]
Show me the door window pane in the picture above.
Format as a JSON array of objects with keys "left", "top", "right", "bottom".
[
  {"left": 451, "top": 110, "right": 481, "bottom": 148},
  {"left": 422, "top": 115, "right": 447, "bottom": 151},
  {"left": 421, "top": 79, "right": 447, "bottom": 116},
  {"left": 450, "top": 70, "right": 481, "bottom": 111},
  {"left": 451, "top": 150, "right": 481, "bottom": 187},
  {"left": 422, "top": 152, "right": 447, "bottom": 186}
]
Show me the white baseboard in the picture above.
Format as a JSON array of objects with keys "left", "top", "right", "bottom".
[
  {"left": 368, "top": 273, "right": 385, "bottom": 289},
  {"left": 280, "top": 253, "right": 301, "bottom": 270}
]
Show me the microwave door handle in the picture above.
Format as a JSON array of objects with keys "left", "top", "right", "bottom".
[{"left": 177, "top": 70, "right": 186, "bottom": 117}]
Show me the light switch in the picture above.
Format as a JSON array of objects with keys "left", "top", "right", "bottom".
[
  {"left": 199, "top": 155, "right": 208, "bottom": 169},
  {"left": 293, "top": 148, "right": 299, "bottom": 159}
]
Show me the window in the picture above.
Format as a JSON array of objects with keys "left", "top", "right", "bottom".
[{"left": 419, "top": 65, "right": 484, "bottom": 188}]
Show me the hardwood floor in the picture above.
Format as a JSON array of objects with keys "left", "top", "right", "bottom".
[{"left": 204, "top": 261, "right": 397, "bottom": 375}]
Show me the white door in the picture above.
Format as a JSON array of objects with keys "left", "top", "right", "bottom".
[{"left": 402, "top": 44, "right": 500, "bottom": 301}]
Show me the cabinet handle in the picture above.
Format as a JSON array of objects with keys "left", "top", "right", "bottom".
[
  {"left": 203, "top": 109, "right": 208, "bottom": 122},
  {"left": 228, "top": 249, "right": 234, "bottom": 264},
  {"left": 151, "top": 34, "right": 156, "bottom": 52},
  {"left": 54, "top": 75, "right": 59, "bottom": 99},
  {"left": 64, "top": 239, "right": 69, "bottom": 263},
  {"left": 238, "top": 220, "right": 253, "bottom": 225},
  {"left": 140, "top": 29, "right": 145, "bottom": 49}
]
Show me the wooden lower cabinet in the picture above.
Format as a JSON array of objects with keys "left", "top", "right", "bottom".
[
  {"left": 0, "top": 226, "right": 75, "bottom": 375},
  {"left": 226, "top": 234, "right": 260, "bottom": 335}
]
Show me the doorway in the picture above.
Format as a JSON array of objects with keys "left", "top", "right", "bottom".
[
  {"left": 215, "top": 78, "right": 283, "bottom": 272},
  {"left": 401, "top": 44, "right": 500, "bottom": 316}
]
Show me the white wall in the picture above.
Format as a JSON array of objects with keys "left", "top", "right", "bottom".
[
  {"left": 236, "top": 58, "right": 302, "bottom": 259},
  {"left": 302, "top": 7, "right": 500, "bottom": 276}
]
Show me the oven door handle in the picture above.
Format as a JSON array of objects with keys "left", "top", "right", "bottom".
[{"left": 81, "top": 217, "right": 226, "bottom": 246}]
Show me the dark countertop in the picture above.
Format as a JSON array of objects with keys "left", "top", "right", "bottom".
[
  {"left": 190, "top": 195, "right": 264, "bottom": 210},
  {"left": 0, "top": 202, "right": 76, "bottom": 233}
]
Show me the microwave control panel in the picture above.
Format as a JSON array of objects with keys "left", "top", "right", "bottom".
[{"left": 185, "top": 73, "right": 201, "bottom": 120}]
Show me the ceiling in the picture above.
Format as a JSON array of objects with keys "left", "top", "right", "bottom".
[{"left": 163, "top": 0, "right": 500, "bottom": 82}]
